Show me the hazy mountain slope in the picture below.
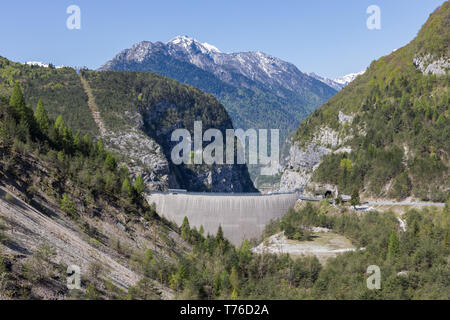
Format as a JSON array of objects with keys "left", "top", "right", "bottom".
[
  {"left": 281, "top": 2, "right": 449, "bottom": 202},
  {"left": 0, "top": 58, "right": 255, "bottom": 192}
]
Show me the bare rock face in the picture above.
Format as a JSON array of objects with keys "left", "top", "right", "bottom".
[
  {"left": 413, "top": 54, "right": 449, "bottom": 75},
  {"left": 280, "top": 121, "right": 354, "bottom": 192},
  {"left": 104, "top": 128, "right": 175, "bottom": 191},
  {"left": 280, "top": 142, "right": 331, "bottom": 191}
]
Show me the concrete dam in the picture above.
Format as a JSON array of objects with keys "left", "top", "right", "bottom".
[{"left": 145, "top": 192, "right": 299, "bottom": 245}]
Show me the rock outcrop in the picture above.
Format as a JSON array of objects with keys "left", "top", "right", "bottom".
[
  {"left": 413, "top": 54, "right": 449, "bottom": 75},
  {"left": 280, "top": 119, "right": 353, "bottom": 192}
]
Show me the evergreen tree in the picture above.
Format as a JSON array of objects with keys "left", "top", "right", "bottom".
[
  {"left": 350, "top": 189, "right": 360, "bottom": 208},
  {"left": 181, "top": 216, "right": 190, "bottom": 240},
  {"left": 9, "top": 82, "right": 26, "bottom": 112},
  {"left": 55, "top": 115, "right": 67, "bottom": 136},
  {"left": 121, "top": 178, "right": 132, "bottom": 197},
  {"left": 387, "top": 231, "right": 400, "bottom": 261},
  {"left": 96, "top": 138, "right": 105, "bottom": 155},
  {"left": 230, "top": 266, "right": 239, "bottom": 293},
  {"left": 216, "top": 225, "right": 224, "bottom": 243},
  {"left": 104, "top": 154, "right": 117, "bottom": 172},
  {"left": 133, "top": 174, "right": 145, "bottom": 194},
  {"left": 34, "top": 98, "right": 50, "bottom": 131},
  {"left": 82, "top": 134, "right": 92, "bottom": 154},
  {"left": 74, "top": 132, "right": 81, "bottom": 149},
  {"left": 9, "top": 83, "right": 35, "bottom": 130},
  {"left": 60, "top": 193, "right": 75, "bottom": 216}
]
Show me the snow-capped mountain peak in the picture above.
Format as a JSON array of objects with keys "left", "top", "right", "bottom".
[
  {"left": 25, "top": 61, "right": 66, "bottom": 69},
  {"left": 101, "top": 36, "right": 338, "bottom": 95},
  {"left": 167, "top": 35, "right": 221, "bottom": 54},
  {"left": 308, "top": 70, "right": 366, "bottom": 91},
  {"left": 333, "top": 71, "right": 365, "bottom": 86}
]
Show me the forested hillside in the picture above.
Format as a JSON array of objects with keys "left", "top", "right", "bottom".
[
  {"left": 1, "top": 85, "right": 448, "bottom": 299},
  {"left": 0, "top": 58, "right": 97, "bottom": 136},
  {"left": 0, "top": 58, "right": 255, "bottom": 192},
  {"left": 283, "top": 2, "right": 449, "bottom": 201}
]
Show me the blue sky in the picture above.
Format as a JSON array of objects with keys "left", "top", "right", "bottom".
[{"left": 0, "top": 0, "right": 445, "bottom": 78}]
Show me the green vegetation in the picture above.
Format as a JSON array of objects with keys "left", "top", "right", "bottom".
[
  {"left": 258, "top": 203, "right": 449, "bottom": 299},
  {"left": 414, "top": 3, "right": 450, "bottom": 58},
  {"left": 81, "top": 69, "right": 255, "bottom": 192},
  {"left": 0, "top": 84, "right": 448, "bottom": 300},
  {"left": 294, "top": 2, "right": 450, "bottom": 201},
  {"left": 0, "top": 84, "right": 169, "bottom": 299},
  {"left": 0, "top": 57, "right": 98, "bottom": 136},
  {"left": 0, "top": 56, "right": 256, "bottom": 192},
  {"left": 0, "top": 83, "right": 155, "bottom": 220},
  {"left": 128, "top": 202, "right": 449, "bottom": 299}
]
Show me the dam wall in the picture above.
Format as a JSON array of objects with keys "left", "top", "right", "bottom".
[{"left": 145, "top": 192, "right": 299, "bottom": 245}]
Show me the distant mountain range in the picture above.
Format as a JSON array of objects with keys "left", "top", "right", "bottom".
[
  {"left": 308, "top": 71, "right": 365, "bottom": 91},
  {"left": 20, "top": 37, "right": 363, "bottom": 186},
  {"left": 99, "top": 36, "right": 351, "bottom": 183},
  {"left": 101, "top": 38, "right": 331, "bottom": 154}
]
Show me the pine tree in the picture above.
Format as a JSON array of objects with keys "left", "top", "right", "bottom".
[
  {"left": 133, "top": 174, "right": 145, "bottom": 194},
  {"left": 387, "top": 231, "right": 400, "bottom": 261},
  {"left": 216, "top": 225, "right": 224, "bottom": 243},
  {"left": 74, "top": 132, "right": 81, "bottom": 149},
  {"left": 9, "top": 82, "right": 25, "bottom": 111},
  {"left": 104, "top": 154, "right": 117, "bottom": 172},
  {"left": 350, "top": 189, "right": 360, "bottom": 208},
  {"left": 82, "top": 134, "right": 92, "bottom": 154},
  {"left": 96, "top": 138, "right": 105, "bottom": 155},
  {"left": 121, "top": 178, "right": 132, "bottom": 197},
  {"left": 60, "top": 193, "right": 75, "bottom": 216},
  {"left": 55, "top": 115, "right": 67, "bottom": 136},
  {"left": 181, "top": 216, "right": 190, "bottom": 240},
  {"left": 9, "top": 83, "right": 34, "bottom": 129},
  {"left": 34, "top": 98, "right": 49, "bottom": 131}
]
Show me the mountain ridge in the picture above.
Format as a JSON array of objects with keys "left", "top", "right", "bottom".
[
  {"left": 99, "top": 37, "right": 337, "bottom": 184},
  {"left": 280, "top": 1, "right": 449, "bottom": 202}
]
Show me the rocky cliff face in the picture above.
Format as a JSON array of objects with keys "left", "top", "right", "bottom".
[
  {"left": 280, "top": 121, "right": 353, "bottom": 191},
  {"left": 103, "top": 127, "right": 175, "bottom": 191},
  {"left": 413, "top": 54, "right": 450, "bottom": 75},
  {"left": 280, "top": 143, "right": 331, "bottom": 191}
]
